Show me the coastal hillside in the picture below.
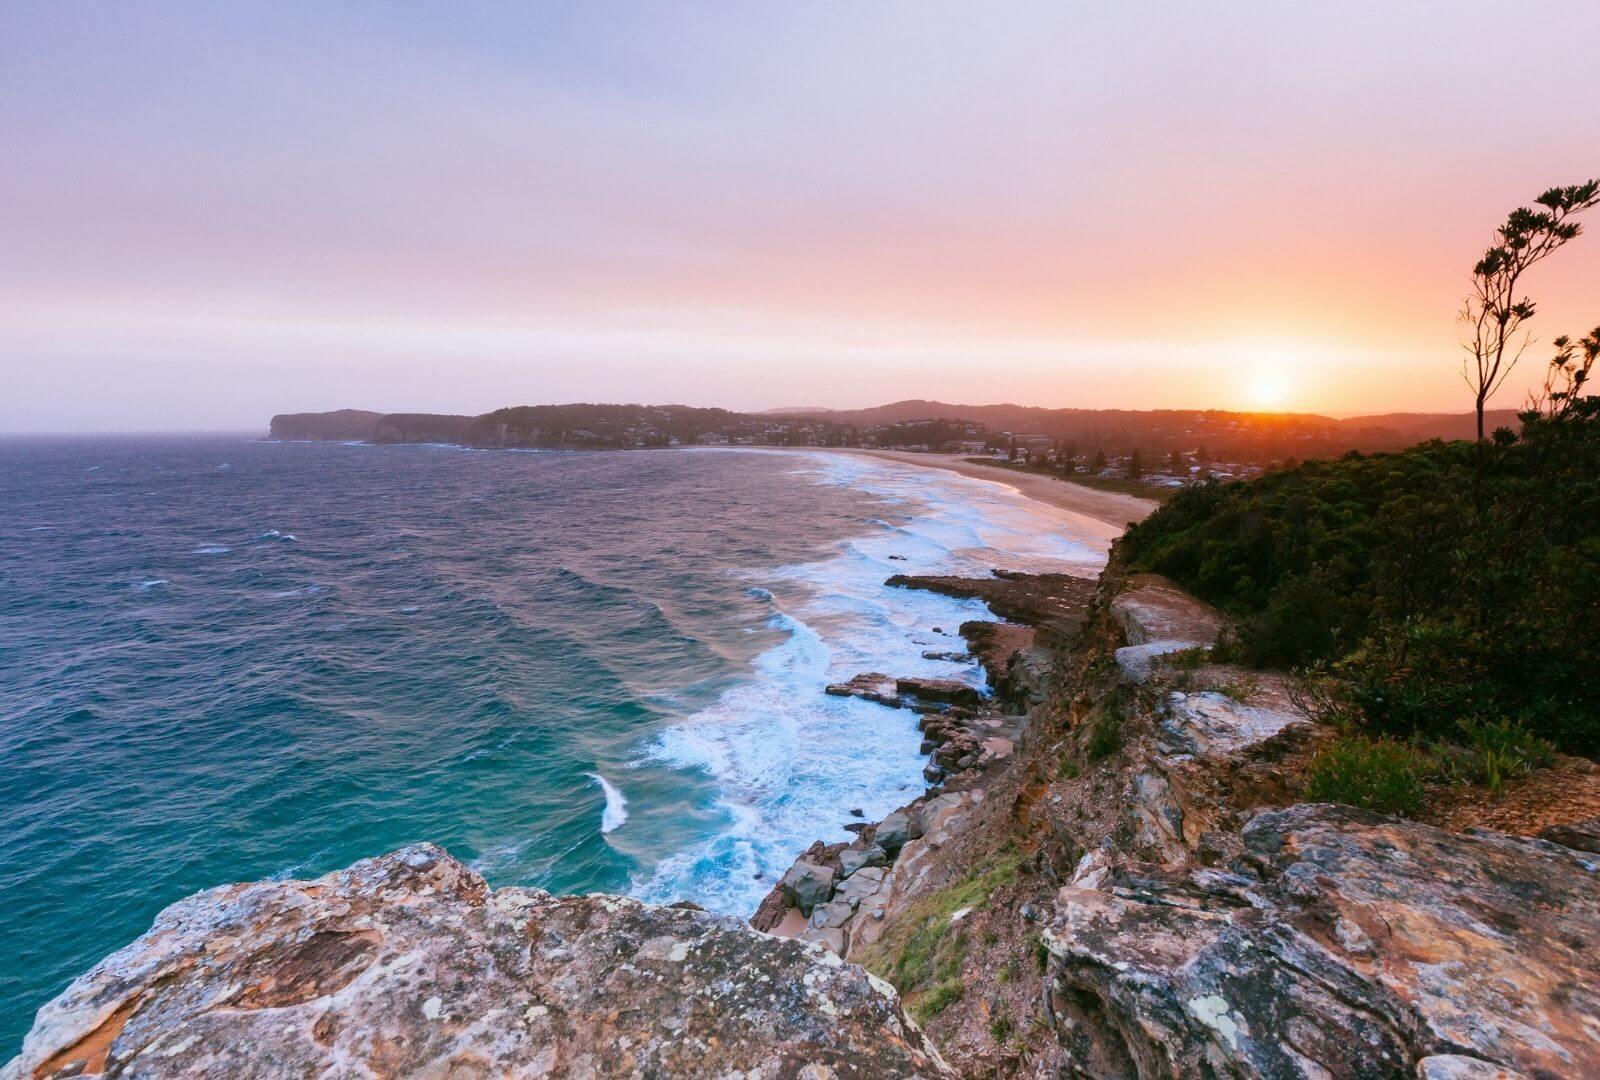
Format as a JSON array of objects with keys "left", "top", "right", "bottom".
[{"left": 270, "top": 401, "right": 1512, "bottom": 463}]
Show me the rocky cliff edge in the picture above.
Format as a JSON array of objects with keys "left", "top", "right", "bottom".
[{"left": 4, "top": 844, "right": 951, "bottom": 1079}]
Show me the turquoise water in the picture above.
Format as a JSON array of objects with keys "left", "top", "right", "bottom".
[{"left": 0, "top": 438, "right": 1107, "bottom": 1050}]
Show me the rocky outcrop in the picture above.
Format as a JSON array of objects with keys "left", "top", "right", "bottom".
[
  {"left": 824, "top": 673, "right": 987, "bottom": 711},
  {"left": 1109, "top": 573, "right": 1225, "bottom": 682},
  {"left": 1044, "top": 804, "right": 1600, "bottom": 1079},
  {"left": 6, "top": 845, "right": 953, "bottom": 1079}
]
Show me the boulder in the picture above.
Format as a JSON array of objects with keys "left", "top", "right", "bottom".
[
  {"left": 796, "top": 927, "right": 847, "bottom": 956},
  {"left": 1159, "top": 691, "right": 1309, "bottom": 757},
  {"left": 834, "top": 866, "right": 887, "bottom": 907},
  {"left": 5, "top": 845, "right": 953, "bottom": 1079},
  {"left": 1044, "top": 804, "right": 1600, "bottom": 1079},
  {"left": 808, "top": 901, "right": 855, "bottom": 930},
  {"left": 839, "top": 844, "right": 887, "bottom": 877},
  {"left": 779, "top": 860, "right": 836, "bottom": 913},
  {"left": 1109, "top": 573, "right": 1225, "bottom": 648},
  {"left": 1109, "top": 575, "right": 1226, "bottom": 683},
  {"left": 876, "top": 810, "right": 914, "bottom": 853}
]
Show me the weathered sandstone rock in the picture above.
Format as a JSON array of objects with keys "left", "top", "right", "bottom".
[
  {"left": 1110, "top": 573, "right": 1226, "bottom": 682},
  {"left": 1159, "top": 690, "right": 1310, "bottom": 758},
  {"left": 1044, "top": 804, "right": 1600, "bottom": 1079},
  {"left": 6, "top": 845, "right": 953, "bottom": 1079}
]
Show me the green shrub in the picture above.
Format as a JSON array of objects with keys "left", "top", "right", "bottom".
[
  {"left": 989, "top": 1008, "right": 1014, "bottom": 1042},
  {"left": 1120, "top": 416, "right": 1600, "bottom": 757},
  {"left": 1305, "top": 735, "right": 1428, "bottom": 816},
  {"left": 1450, "top": 718, "right": 1557, "bottom": 792},
  {"left": 1085, "top": 693, "right": 1125, "bottom": 761}
]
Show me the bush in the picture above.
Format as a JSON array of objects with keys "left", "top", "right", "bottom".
[
  {"left": 1121, "top": 414, "right": 1600, "bottom": 757},
  {"left": 1448, "top": 718, "right": 1556, "bottom": 792},
  {"left": 1085, "top": 694, "right": 1125, "bottom": 761},
  {"left": 1305, "top": 735, "right": 1428, "bottom": 816}
]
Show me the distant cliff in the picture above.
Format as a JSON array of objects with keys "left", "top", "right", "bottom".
[
  {"left": 268, "top": 409, "right": 382, "bottom": 441},
  {"left": 370, "top": 412, "right": 475, "bottom": 444}
]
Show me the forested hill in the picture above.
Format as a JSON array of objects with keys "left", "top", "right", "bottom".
[{"left": 269, "top": 400, "right": 1518, "bottom": 459}]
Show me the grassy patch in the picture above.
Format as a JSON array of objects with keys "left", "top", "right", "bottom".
[
  {"left": 1084, "top": 693, "right": 1126, "bottom": 761},
  {"left": 857, "top": 851, "right": 1023, "bottom": 1022},
  {"left": 1305, "top": 735, "right": 1428, "bottom": 816}
]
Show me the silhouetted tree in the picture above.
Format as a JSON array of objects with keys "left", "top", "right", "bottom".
[
  {"left": 1534, "top": 327, "right": 1600, "bottom": 421},
  {"left": 1168, "top": 449, "right": 1185, "bottom": 474},
  {"left": 1127, "top": 449, "right": 1143, "bottom": 479},
  {"left": 1091, "top": 449, "right": 1107, "bottom": 472},
  {"left": 1462, "top": 181, "right": 1599, "bottom": 446}
]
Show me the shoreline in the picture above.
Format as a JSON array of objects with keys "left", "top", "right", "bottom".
[{"left": 799, "top": 447, "right": 1159, "bottom": 537}]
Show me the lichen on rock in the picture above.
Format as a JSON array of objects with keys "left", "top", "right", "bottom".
[{"left": 5, "top": 844, "right": 953, "bottom": 1079}]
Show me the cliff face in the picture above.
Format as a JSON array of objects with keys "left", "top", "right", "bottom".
[
  {"left": 755, "top": 569, "right": 1600, "bottom": 1077},
  {"left": 267, "top": 410, "right": 382, "bottom": 441},
  {"left": 369, "top": 412, "right": 475, "bottom": 444},
  {"left": 5, "top": 844, "right": 951, "bottom": 1079}
]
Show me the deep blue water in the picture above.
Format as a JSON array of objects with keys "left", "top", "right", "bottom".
[{"left": 0, "top": 437, "right": 1106, "bottom": 1051}]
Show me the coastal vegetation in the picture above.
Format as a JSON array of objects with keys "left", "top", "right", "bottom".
[
  {"left": 1125, "top": 183, "right": 1600, "bottom": 783},
  {"left": 1123, "top": 384, "right": 1600, "bottom": 759},
  {"left": 856, "top": 850, "right": 1023, "bottom": 1024}
]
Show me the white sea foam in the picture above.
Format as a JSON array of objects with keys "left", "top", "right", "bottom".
[
  {"left": 193, "top": 544, "right": 230, "bottom": 555},
  {"left": 131, "top": 579, "right": 168, "bottom": 591},
  {"left": 588, "top": 773, "right": 630, "bottom": 834},
  {"left": 253, "top": 530, "right": 297, "bottom": 542},
  {"left": 634, "top": 450, "right": 1111, "bottom": 914}
]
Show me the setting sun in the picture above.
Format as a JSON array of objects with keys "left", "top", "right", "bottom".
[{"left": 1244, "top": 368, "right": 1294, "bottom": 410}]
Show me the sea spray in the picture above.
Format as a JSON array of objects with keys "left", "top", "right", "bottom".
[{"left": 589, "top": 773, "right": 630, "bottom": 834}]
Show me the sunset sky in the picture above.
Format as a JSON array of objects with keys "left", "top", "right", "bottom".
[{"left": 4, "top": 2, "right": 1599, "bottom": 431}]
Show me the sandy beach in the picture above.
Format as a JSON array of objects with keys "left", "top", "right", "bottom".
[{"left": 807, "top": 448, "right": 1160, "bottom": 537}]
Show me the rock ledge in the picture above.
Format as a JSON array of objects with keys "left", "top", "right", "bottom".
[{"left": 6, "top": 844, "right": 953, "bottom": 1079}]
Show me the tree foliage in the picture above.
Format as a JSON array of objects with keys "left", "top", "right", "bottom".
[
  {"left": 1122, "top": 394, "right": 1600, "bottom": 754},
  {"left": 1461, "top": 180, "right": 1599, "bottom": 443}
]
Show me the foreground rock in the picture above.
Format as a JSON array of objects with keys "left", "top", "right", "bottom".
[
  {"left": 1044, "top": 803, "right": 1600, "bottom": 1079},
  {"left": 6, "top": 845, "right": 953, "bottom": 1079}
]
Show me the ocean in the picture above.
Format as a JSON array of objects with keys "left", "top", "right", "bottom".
[{"left": 0, "top": 437, "right": 1108, "bottom": 1050}]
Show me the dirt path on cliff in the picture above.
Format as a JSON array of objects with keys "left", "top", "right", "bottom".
[{"left": 808, "top": 448, "right": 1160, "bottom": 536}]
